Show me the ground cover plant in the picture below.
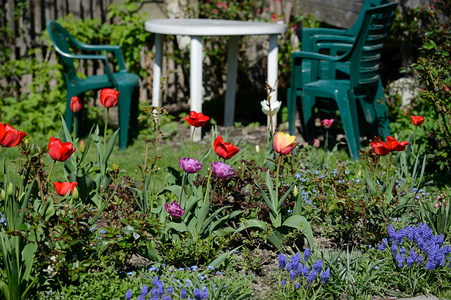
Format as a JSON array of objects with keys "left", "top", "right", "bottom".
[{"left": 1, "top": 1, "right": 451, "bottom": 300}]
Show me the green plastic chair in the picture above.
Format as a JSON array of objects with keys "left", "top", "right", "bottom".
[
  {"left": 287, "top": 0, "right": 392, "bottom": 142},
  {"left": 46, "top": 20, "right": 140, "bottom": 150},
  {"left": 287, "top": 2, "right": 398, "bottom": 159}
]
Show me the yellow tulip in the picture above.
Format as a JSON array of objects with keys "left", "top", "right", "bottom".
[{"left": 274, "top": 132, "right": 297, "bottom": 155}]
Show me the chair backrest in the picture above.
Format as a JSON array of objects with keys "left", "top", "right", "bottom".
[
  {"left": 346, "top": 0, "right": 392, "bottom": 36},
  {"left": 46, "top": 21, "right": 80, "bottom": 83},
  {"left": 346, "top": 2, "right": 398, "bottom": 89}
]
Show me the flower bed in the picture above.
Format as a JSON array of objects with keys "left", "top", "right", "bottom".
[{"left": 1, "top": 86, "right": 451, "bottom": 300}]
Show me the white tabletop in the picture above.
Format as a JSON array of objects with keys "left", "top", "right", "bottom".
[{"left": 144, "top": 18, "right": 287, "bottom": 36}]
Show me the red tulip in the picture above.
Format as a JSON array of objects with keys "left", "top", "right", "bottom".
[
  {"left": 213, "top": 135, "right": 239, "bottom": 159},
  {"left": 370, "top": 136, "right": 409, "bottom": 156},
  {"left": 0, "top": 123, "right": 27, "bottom": 148},
  {"left": 100, "top": 88, "right": 119, "bottom": 108},
  {"left": 70, "top": 96, "right": 82, "bottom": 113},
  {"left": 54, "top": 181, "right": 78, "bottom": 196},
  {"left": 48, "top": 137, "right": 76, "bottom": 162},
  {"left": 411, "top": 115, "right": 425, "bottom": 126},
  {"left": 274, "top": 132, "right": 297, "bottom": 155},
  {"left": 370, "top": 141, "right": 391, "bottom": 156},
  {"left": 183, "top": 111, "right": 210, "bottom": 127}
]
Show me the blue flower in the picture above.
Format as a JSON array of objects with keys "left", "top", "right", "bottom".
[
  {"left": 396, "top": 253, "right": 405, "bottom": 267},
  {"left": 295, "top": 282, "right": 300, "bottom": 290},
  {"left": 304, "top": 248, "right": 311, "bottom": 262},
  {"left": 181, "top": 288, "right": 187, "bottom": 299},
  {"left": 297, "top": 263, "right": 304, "bottom": 276},
  {"left": 320, "top": 268, "right": 330, "bottom": 283},
  {"left": 141, "top": 285, "right": 148, "bottom": 296},
  {"left": 417, "top": 254, "right": 423, "bottom": 265},
  {"left": 194, "top": 288, "right": 202, "bottom": 299},
  {"left": 313, "top": 259, "right": 322, "bottom": 272},
  {"left": 201, "top": 287, "right": 209, "bottom": 299},
  {"left": 425, "top": 259, "right": 437, "bottom": 270},
  {"left": 281, "top": 278, "right": 287, "bottom": 286},
  {"left": 278, "top": 253, "right": 287, "bottom": 269},
  {"left": 377, "top": 238, "right": 388, "bottom": 251},
  {"left": 167, "top": 286, "right": 174, "bottom": 295},
  {"left": 291, "top": 253, "right": 301, "bottom": 270},
  {"left": 125, "top": 289, "right": 132, "bottom": 300},
  {"left": 302, "top": 264, "right": 309, "bottom": 277},
  {"left": 290, "top": 270, "right": 296, "bottom": 281},
  {"left": 306, "top": 270, "right": 318, "bottom": 285}
]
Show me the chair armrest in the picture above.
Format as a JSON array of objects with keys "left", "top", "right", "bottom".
[
  {"left": 313, "top": 42, "right": 353, "bottom": 56},
  {"left": 292, "top": 51, "right": 343, "bottom": 63},
  {"left": 76, "top": 43, "right": 127, "bottom": 72},
  {"left": 301, "top": 28, "right": 348, "bottom": 51},
  {"left": 57, "top": 52, "right": 118, "bottom": 87}
]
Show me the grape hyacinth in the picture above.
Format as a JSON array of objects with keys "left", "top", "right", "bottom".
[
  {"left": 278, "top": 250, "right": 330, "bottom": 292},
  {"left": 378, "top": 223, "right": 451, "bottom": 272}
]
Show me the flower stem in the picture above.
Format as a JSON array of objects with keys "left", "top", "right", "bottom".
[
  {"left": 180, "top": 172, "right": 187, "bottom": 205},
  {"left": 386, "top": 152, "right": 393, "bottom": 185},
  {"left": 275, "top": 155, "right": 281, "bottom": 201},
  {"left": 203, "top": 164, "right": 214, "bottom": 205},
  {"left": 413, "top": 127, "right": 417, "bottom": 156},
  {"left": 104, "top": 108, "right": 109, "bottom": 152},
  {"left": 325, "top": 129, "right": 329, "bottom": 151},
  {"left": 73, "top": 114, "right": 77, "bottom": 143},
  {"left": 47, "top": 160, "right": 56, "bottom": 193},
  {"left": 190, "top": 127, "right": 195, "bottom": 158}
]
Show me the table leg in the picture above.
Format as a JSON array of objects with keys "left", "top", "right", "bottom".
[
  {"left": 190, "top": 36, "right": 203, "bottom": 141},
  {"left": 267, "top": 34, "right": 279, "bottom": 131},
  {"left": 152, "top": 33, "right": 163, "bottom": 108},
  {"left": 224, "top": 35, "right": 240, "bottom": 127}
]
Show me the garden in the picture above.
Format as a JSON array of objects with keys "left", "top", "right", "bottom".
[{"left": 1, "top": 0, "right": 451, "bottom": 299}]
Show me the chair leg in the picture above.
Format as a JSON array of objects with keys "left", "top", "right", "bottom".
[
  {"left": 336, "top": 90, "right": 361, "bottom": 160},
  {"left": 357, "top": 80, "right": 391, "bottom": 140},
  {"left": 300, "top": 94, "right": 316, "bottom": 144},
  {"left": 287, "top": 87, "right": 296, "bottom": 136},
  {"left": 117, "top": 84, "right": 138, "bottom": 150},
  {"left": 373, "top": 80, "right": 391, "bottom": 139},
  {"left": 65, "top": 93, "right": 74, "bottom": 135}
]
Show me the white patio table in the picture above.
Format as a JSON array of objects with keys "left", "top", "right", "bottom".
[{"left": 144, "top": 18, "right": 287, "bottom": 140}]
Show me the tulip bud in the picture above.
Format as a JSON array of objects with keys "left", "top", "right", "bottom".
[
  {"left": 1, "top": 189, "right": 5, "bottom": 200},
  {"left": 7, "top": 183, "right": 13, "bottom": 196},
  {"left": 72, "top": 187, "right": 79, "bottom": 200},
  {"left": 313, "top": 139, "right": 320, "bottom": 148},
  {"left": 80, "top": 140, "right": 86, "bottom": 153},
  {"left": 255, "top": 145, "right": 260, "bottom": 153},
  {"left": 293, "top": 185, "right": 298, "bottom": 197}
]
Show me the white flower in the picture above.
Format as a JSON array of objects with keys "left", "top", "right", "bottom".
[{"left": 261, "top": 100, "right": 281, "bottom": 117}]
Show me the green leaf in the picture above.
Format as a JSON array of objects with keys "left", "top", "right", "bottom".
[
  {"left": 267, "top": 230, "right": 284, "bottom": 250},
  {"left": 236, "top": 219, "right": 268, "bottom": 232},
  {"left": 163, "top": 222, "right": 187, "bottom": 234},
  {"left": 254, "top": 179, "right": 277, "bottom": 219},
  {"left": 282, "top": 215, "right": 314, "bottom": 249},
  {"left": 207, "top": 246, "right": 242, "bottom": 269}
]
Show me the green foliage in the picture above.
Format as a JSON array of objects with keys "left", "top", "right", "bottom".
[
  {"left": 0, "top": 162, "right": 39, "bottom": 300},
  {"left": 0, "top": 53, "right": 65, "bottom": 138}
]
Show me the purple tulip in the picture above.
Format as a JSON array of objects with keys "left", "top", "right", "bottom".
[
  {"left": 179, "top": 158, "right": 203, "bottom": 173},
  {"left": 211, "top": 161, "right": 234, "bottom": 179},
  {"left": 165, "top": 201, "right": 184, "bottom": 218}
]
